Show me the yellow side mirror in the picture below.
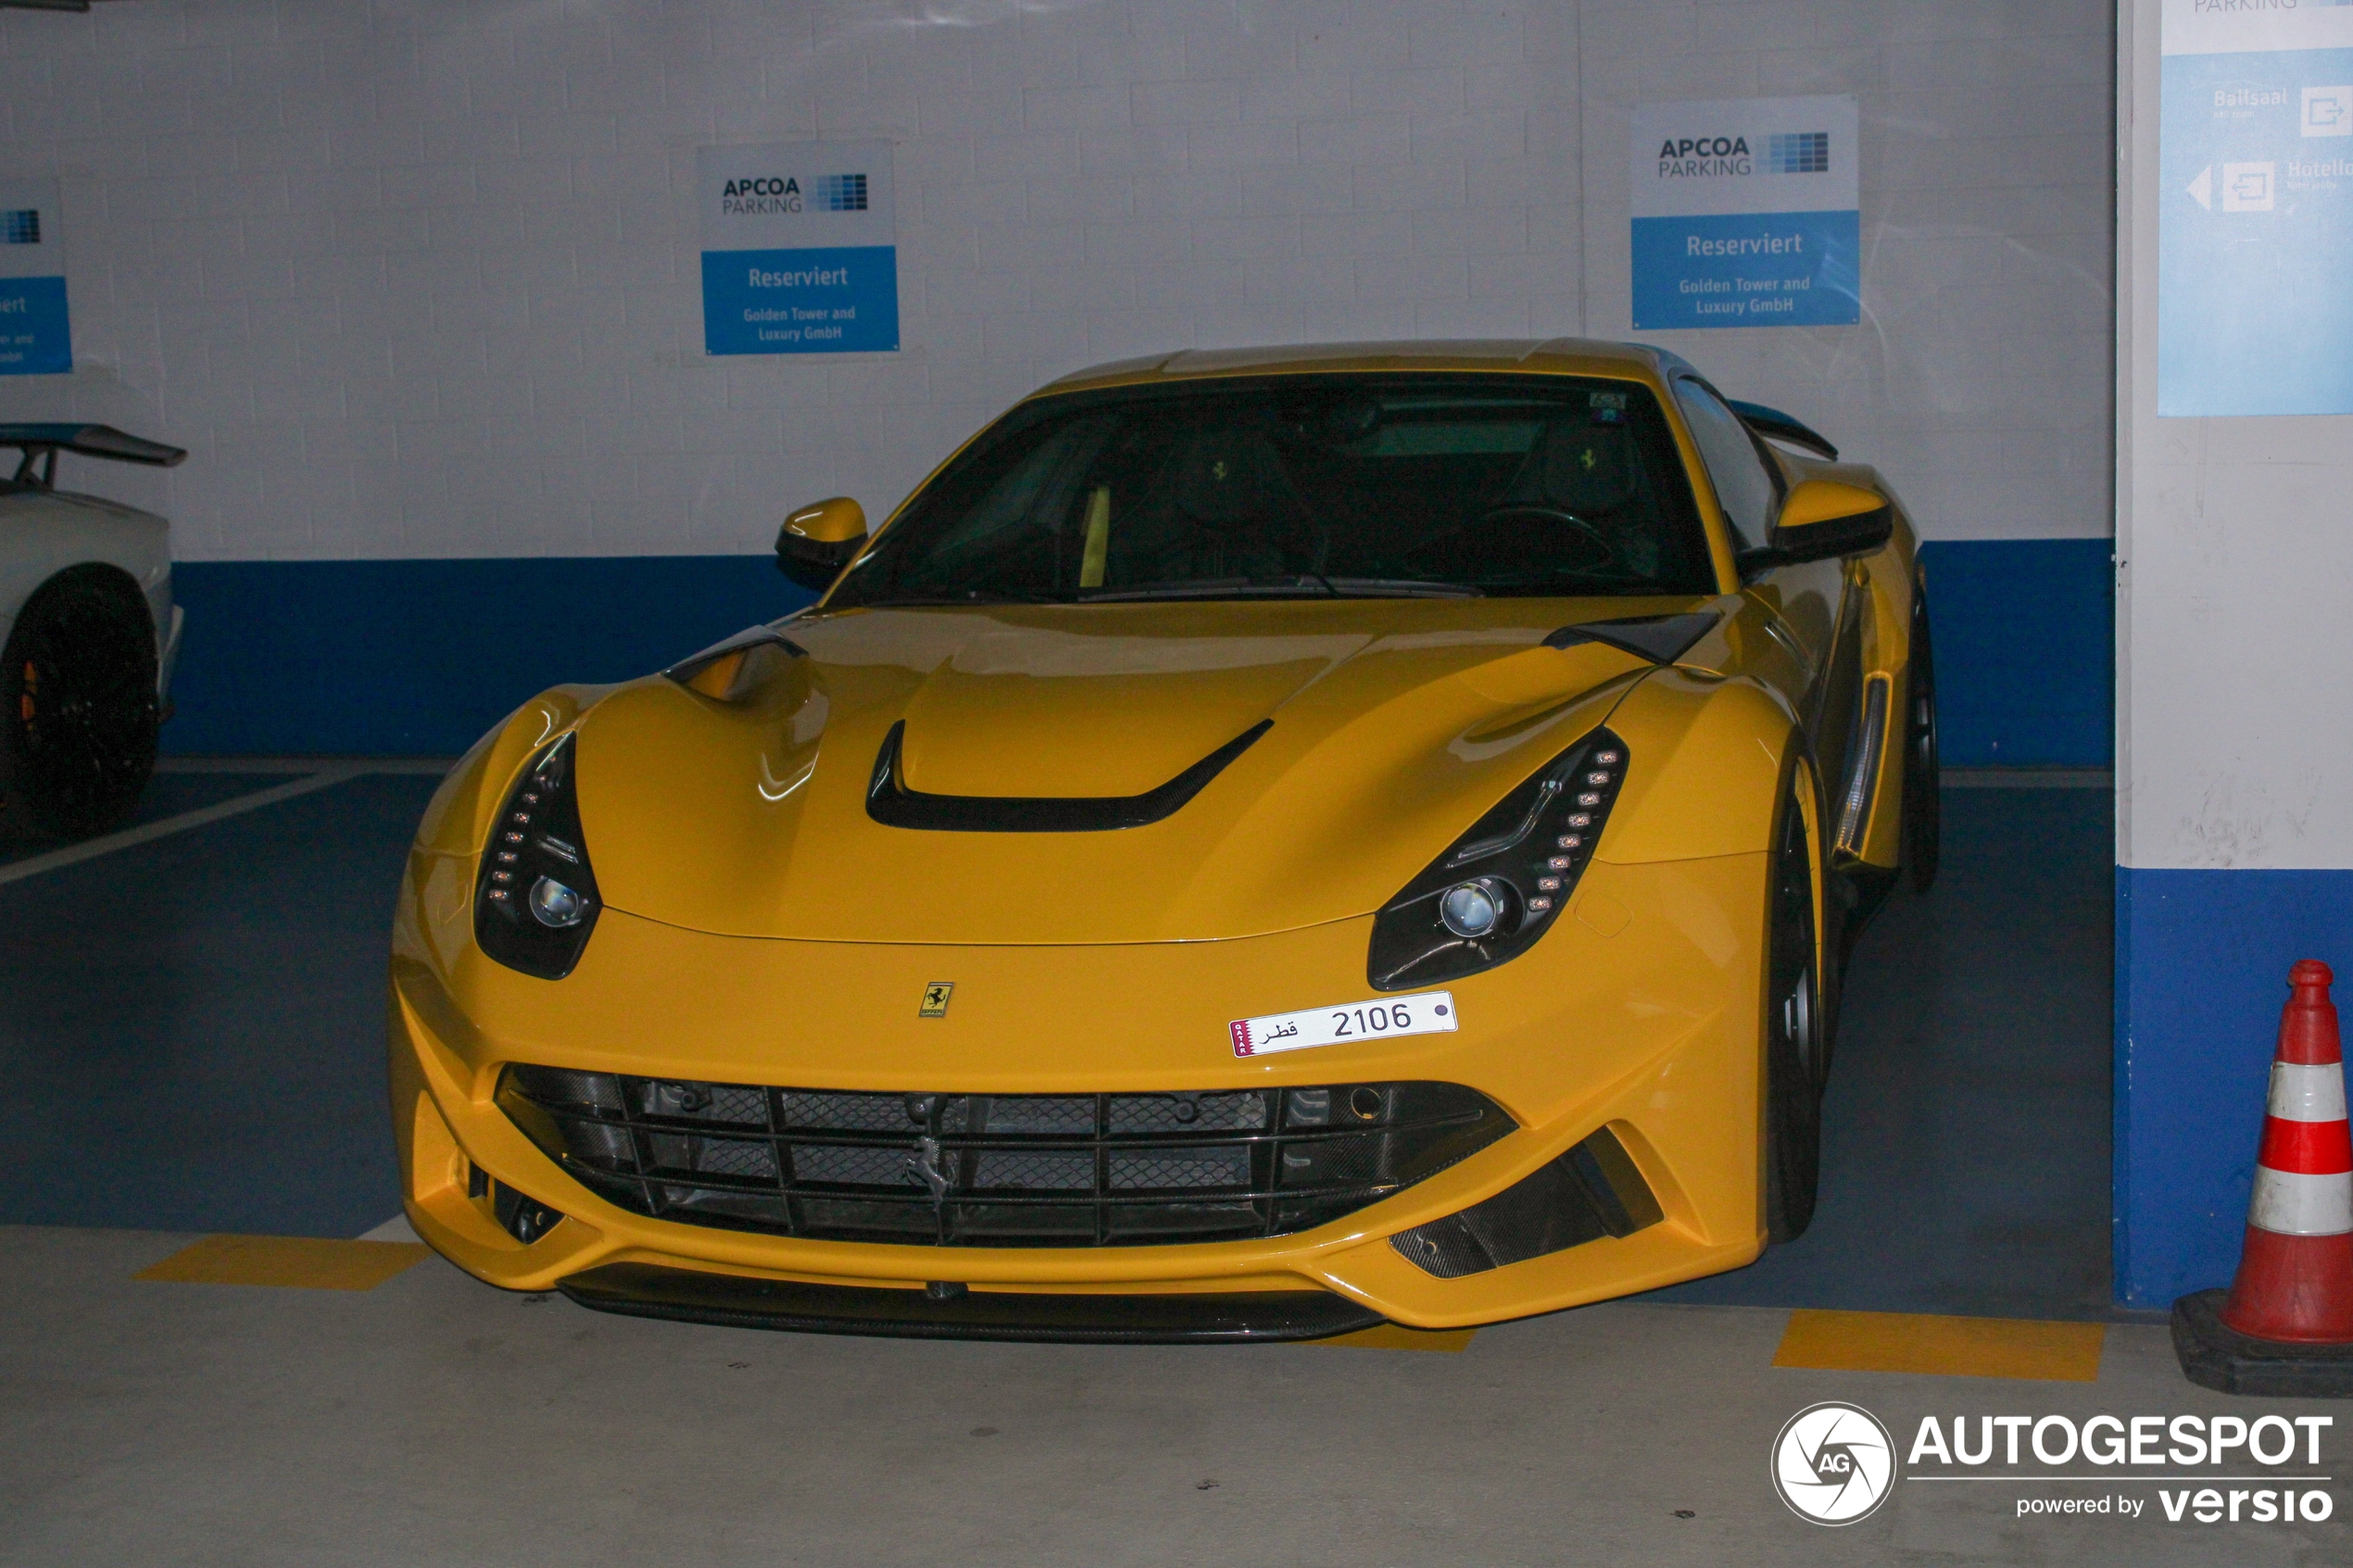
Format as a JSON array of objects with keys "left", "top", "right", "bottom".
[
  {"left": 776, "top": 496, "right": 868, "bottom": 593},
  {"left": 1744, "top": 479, "right": 1893, "bottom": 573},
  {"left": 1779, "top": 479, "right": 1886, "bottom": 531}
]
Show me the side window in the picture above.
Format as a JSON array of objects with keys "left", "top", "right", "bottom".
[{"left": 1670, "top": 379, "right": 1779, "bottom": 553}]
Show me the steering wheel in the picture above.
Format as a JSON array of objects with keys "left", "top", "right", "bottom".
[
  {"left": 1180, "top": 501, "right": 1331, "bottom": 579},
  {"left": 1400, "top": 505, "right": 1614, "bottom": 577}
]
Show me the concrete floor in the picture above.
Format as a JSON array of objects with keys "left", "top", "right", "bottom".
[
  {"left": 0, "top": 767, "right": 433, "bottom": 1235},
  {"left": 5, "top": 1224, "right": 2340, "bottom": 1567},
  {"left": 1652, "top": 784, "right": 2120, "bottom": 1320},
  {"left": 12, "top": 772, "right": 2331, "bottom": 1566}
]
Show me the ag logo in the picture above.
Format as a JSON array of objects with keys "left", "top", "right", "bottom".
[
  {"left": 918, "top": 981, "right": 954, "bottom": 1018},
  {"left": 1770, "top": 1402, "right": 1896, "bottom": 1525}
]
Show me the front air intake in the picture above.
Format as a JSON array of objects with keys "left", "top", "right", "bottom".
[
  {"left": 497, "top": 1067, "right": 1514, "bottom": 1248},
  {"left": 1390, "top": 1125, "right": 1664, "bottom": 1279}
]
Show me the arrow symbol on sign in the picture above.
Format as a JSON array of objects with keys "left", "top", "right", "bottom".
[{"left": 2189, "top": 166, "right": 2212, "bottom": 209}]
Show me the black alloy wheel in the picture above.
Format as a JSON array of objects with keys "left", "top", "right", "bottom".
[
  {"left": 0, "top": 566, "right": 160, "bottom": 839},
  {"left": 1901, "top": 574, "right": 1941, "bottom": 892},
  {"left": 1764, "top": 762, "right": 1826, "bottom": 1245}
]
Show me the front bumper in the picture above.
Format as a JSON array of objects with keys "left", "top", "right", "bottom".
[{"left": 389, "top": 849, "right": 1772, "bottom": 1332}]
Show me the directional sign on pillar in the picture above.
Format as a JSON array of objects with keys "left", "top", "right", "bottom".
[{"left": 2160, "top": 1, "right": 2353, "bottom": 414}]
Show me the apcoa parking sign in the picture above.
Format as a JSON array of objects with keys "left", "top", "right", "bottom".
[
  {"left": 697, "top": 141, "right": 899, "bottom": 357},
  {"left": 1629, "top": 96, "right": 1860, "bottom": 331},
  {"left": 0, "top": 177, "right": 70, "bottom": 376}
]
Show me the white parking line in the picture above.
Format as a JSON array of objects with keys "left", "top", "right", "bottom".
[{"left": 0, "top": 766, "right": 370, "bottom": 886}]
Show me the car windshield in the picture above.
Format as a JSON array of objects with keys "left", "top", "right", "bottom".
[{"left": 826, "top": 373, "right": 1717, "bottom": 606}]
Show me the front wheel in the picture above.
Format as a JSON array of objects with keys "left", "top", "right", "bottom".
[
  {"left": 1764, "top": 756, "right": 1827, "bottom": 1244},
  {"left": 0, "top": 567, "right": 160, "bottom": 838}
]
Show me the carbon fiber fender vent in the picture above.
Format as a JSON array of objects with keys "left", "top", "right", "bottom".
[{"left": 1390, "top": 1125, "right": 1664, "bottom": 1279}]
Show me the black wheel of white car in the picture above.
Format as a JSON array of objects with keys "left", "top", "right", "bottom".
[
  {"left": 1, "top": 566, "right": 159, "bottom": 838},
  {"left": 1764, "top": 757, "right": 1827, "bottom": 1245},
  {"left": 1902, "top": 575, "right": 1941, "bottom": 893}
]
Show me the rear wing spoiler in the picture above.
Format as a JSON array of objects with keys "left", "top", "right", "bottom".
[
  {"left": 1726, "top": 399, "right": 1838, "bottom": 461},
  {"left": 1, "top": 423, "right": 188, "bottom": 490}
]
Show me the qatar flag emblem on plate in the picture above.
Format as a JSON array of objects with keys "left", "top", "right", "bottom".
[{"left": 1228, "top": 992, "right": 1458, "bottom": 1058}]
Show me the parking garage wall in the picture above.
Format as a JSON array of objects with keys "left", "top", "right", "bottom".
[
  {"left": 0, "top": 0, "right": 2112, "bottom": 759},
  {"left": 2113, "top": 0, "right": 2353, "bottom": 1309}
]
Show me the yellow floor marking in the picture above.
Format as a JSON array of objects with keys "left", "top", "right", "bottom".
[
  {"left": 1773, "top": 1309, "right": 2106, "bottom": 1382},
  {"left": 1314, "top": 1323, "right": 1477, "bottom": 1352},
  {"left": 135, "top": 1235, "right": 431, "bottom": 1292}
]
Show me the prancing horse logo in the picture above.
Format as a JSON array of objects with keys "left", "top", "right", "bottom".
[
  {"left": 907, "top": 1135, "right": 951, "bottom": 1203},
  {"left": 919, "top": 981, "right": 954, "bottom": 1018}
]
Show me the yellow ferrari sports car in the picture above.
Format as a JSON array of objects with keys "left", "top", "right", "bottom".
[{"left": 389, "top": 338, "right": 1937, "bottom": 1341}]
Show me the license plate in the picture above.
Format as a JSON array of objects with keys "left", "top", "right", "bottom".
[{"left": 1228, "top": 991, "right": 1458, "bottom": 1058}]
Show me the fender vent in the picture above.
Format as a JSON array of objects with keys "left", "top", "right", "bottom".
[
  {"left": 1390, "top": 1125, "right": 1663, "bottom": 1279},
  {"left": 1835, "top": 674, "right": 1891, "bottom": 855}
]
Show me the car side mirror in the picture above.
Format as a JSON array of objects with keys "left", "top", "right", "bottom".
[
  {"left": 775, "top": 496, "right": 868, "bottom": 594},
  {"left": 1739, "top": 479, "right": 1893, "bottom": 575}
]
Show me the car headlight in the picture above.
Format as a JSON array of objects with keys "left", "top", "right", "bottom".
[
  {"left": 1367, "top": 729, "right": 1628, "bottom": 990},
  {"left": 474, "top": 733, "right": 601, "bottom": 980}
]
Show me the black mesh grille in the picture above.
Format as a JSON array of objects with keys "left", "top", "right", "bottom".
[{"left": 497, "top": 1067, "right": 1515, "bottom": 1248}]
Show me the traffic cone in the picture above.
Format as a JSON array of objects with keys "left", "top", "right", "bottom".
[{"left": 2173, "top": 960, "right": 2353, "bottom": 1396}]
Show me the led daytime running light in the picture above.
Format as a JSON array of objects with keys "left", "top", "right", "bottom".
[
  {"left": 474, "top": 734, "right": 602, "bottom": 980},
  {"left": 1367, "top": 731, "right": 1629, "bottom": 991}
]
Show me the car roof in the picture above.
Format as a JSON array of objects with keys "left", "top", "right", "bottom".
[{"left": 1035, "top": 337, "right": 1680, "bottom": 397}]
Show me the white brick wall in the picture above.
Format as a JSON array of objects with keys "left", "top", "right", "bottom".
[
  {"left": 0, "top": 0, "right": 2109, "bottom": 560},
  {"left": 1579, "top": 1, "right": 2116, "bottom": 545}
]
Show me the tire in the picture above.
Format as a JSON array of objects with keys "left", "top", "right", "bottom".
[
  {"left": 0, "top": 566, "right": 160, "bottom": 838},
  {"left": 1764, "top": 755, "right": 1828, "bottom": 1245},
  {"left": 1901, "top": 573, "right": 1941, "bottom": 893}
]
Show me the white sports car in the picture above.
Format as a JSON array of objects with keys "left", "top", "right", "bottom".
[{"left": 0, "top": 424, "right": 185, "bottom": 836}]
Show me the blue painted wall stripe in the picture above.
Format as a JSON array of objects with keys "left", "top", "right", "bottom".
[
  {"left": 1918, "top": 538, "right": 2113, "bottom": 770},
  {"left": 164, "top": 557, "right": 817, "bottom": 756},
  {"left": 161, "top": 538, "right": 2112, "bottom": 759},
  {"left": 2113, "top": 867, "right": 2353, "bottom": 1309}
]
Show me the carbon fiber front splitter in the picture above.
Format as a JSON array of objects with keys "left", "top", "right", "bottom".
[{"left": 558, "top": 1262, "right": 1387, "bottom": 1344}]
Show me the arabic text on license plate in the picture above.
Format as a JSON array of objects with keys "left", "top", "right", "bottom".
[{"left": 1228, "top": 992, "right": 1457, "bottom": 1058}]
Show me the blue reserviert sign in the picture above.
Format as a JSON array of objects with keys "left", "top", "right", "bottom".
[
  {"left": 697, "top": 142, "right": 899, "bottom": 358},
  {"left": 1629, "top": 211, "right": 1859, "bottom": 331},
  {"left": 701, "top": 246, "right": 899, "bottom": 356},
  {"left": 0, "top": 275, "right": 71, "bottom": 375},
  {"left": 1628, "top": 96, "right": 1860, "bottom": 332},
  {"left": 0, "top": 178, "right": 71, "bottom": 376}
]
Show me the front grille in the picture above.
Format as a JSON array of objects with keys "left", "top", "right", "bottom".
[{"left": 497, "top": 1066, "right": 1515, "bottom": 1248}]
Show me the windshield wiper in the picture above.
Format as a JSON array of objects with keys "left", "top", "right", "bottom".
[
  {"left": 857, "top": 587, "right": 1069, "bottom": 607},
  {"left": 1075, "top": 575, "right": 1482, "bottom": 603},
  {"left": 1314, "top": 576, "right": 1483, "bottom": 598}
]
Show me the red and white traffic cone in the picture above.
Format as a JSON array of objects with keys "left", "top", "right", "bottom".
[{"left": 2173, "top": 960, "right": 2353, "bottom": 1396}]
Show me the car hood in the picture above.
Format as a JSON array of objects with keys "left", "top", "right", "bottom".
[{"left": 574, "top": 600, "right": 1676, "bottom": 944}]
